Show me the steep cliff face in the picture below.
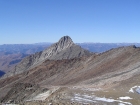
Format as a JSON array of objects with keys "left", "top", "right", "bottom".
[
  {"left": 40, "top": 36, "right": 75, "bottom": 60},
  {"left": 6, "top": 36, "right": 91, "bottom": 76}
]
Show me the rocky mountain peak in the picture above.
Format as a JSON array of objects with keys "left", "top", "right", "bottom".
[
  {"left": 59, "top": 36, "right": 73, "bottom": 44},
  {"left": 41, "top": 36, "right": 74, "bottom": 59},
  {"left": 4, "top": 36, "right": 91, "bottom": 76},
  {"left": 56, "top": 36, "right": 74, "bottom": 49}
]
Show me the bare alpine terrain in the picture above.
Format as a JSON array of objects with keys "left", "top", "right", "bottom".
[{"left": 0, "top": 36, "right": 140, "bottom": 105}]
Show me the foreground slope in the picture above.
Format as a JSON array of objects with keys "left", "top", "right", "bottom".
[{"left": 0, "top": 37, "right": 140, "bottom": 104}]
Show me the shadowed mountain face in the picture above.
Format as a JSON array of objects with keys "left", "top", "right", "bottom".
[
  {"left": 0, "top": 70, "right": 5, "bottom": 77},
  {"left": 0, "top": 37, "right": 140, "bottom": 105}
]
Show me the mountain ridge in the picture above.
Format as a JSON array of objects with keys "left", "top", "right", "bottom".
[
  {"left": 5, "top": 36, "right": 91, "bottom": 77},
  {"left": 1, "top": 42, "right": 139, "bottom": 73}
]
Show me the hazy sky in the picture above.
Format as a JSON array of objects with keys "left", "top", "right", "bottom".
[{"left": 0, "top": 0, "right": 140, "bottom": 44}]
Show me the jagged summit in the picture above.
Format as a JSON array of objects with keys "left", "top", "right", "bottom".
[
  {"left": 56, "top": 36, "right": 74, "bottom": 50},
  {"left": 58, "top": 36, "right": 74, "bottom": 46},
  {"left": 39, "top": 36, "right": 74, "bottom": 60},
  {"left": 45, "top": 36, "right": 74, "bottom": 55}
]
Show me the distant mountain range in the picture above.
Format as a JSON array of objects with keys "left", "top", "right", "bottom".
[
  {"left": 0, "top": 44, "right": 51, "bottom": 74},
  {"left": 78, "top": 43, "right": 140, "bottom": 52},
  {"left": 0, "top": 43, "right": 51, "bottom": 54},
  {"left": 0, "top": 43, "right": 140, "bottom": 54}
]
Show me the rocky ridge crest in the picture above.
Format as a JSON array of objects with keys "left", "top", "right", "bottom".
[{"left": 6, "top": 36, "right": 91, "bottom": 76}]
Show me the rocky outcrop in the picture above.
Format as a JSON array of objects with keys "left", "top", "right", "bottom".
[{"left": 6, "top": 36, "right": 91, "bottom": 76}]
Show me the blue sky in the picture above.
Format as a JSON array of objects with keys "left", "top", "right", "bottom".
[{"left": 0, "top": 0, "right": 140, "bottom": 44}]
